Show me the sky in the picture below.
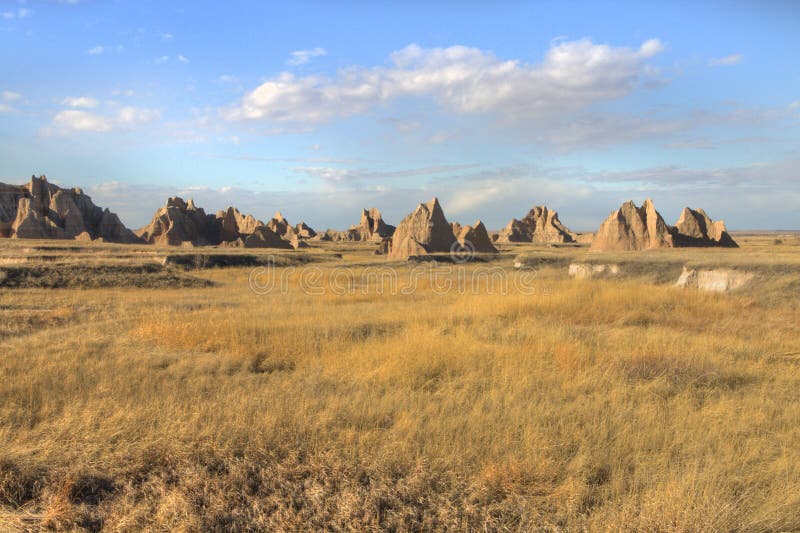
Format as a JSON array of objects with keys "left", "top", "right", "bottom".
[{"left": 1, "top": 0, "right": 798, "bottom": 231}]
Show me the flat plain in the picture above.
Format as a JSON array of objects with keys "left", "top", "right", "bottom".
[{"left": 1, "top": 233, "right": 799, "bottom": 531}]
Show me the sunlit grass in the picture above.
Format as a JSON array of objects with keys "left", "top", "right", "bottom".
[{"left": 0, "top": 237, "right": 799, "bottom": 530}]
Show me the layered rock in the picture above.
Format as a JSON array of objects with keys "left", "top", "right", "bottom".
[
  {"left": 316, "top": 208, "right": 395, "bottom": 242},
  {"left": 457, "top": 220, "right": 498, "bottom": 254},
  {"left": 0, "top": 175, "right": 141, "bottom": 243},
  {"left": 264, "top": 211, "right": 314, "bottom": 249},
  {"left": 590, "top": 199, "right": 674, "bottom": 251},
  {"left": 497, "top": 206, "right": 575, "bottom": 244},
  {"left": 388, "top": 197, "right": 458, "bottom": 260},
  {"left": 216, "top": 207, "right": 263, "bottom": 242},
  {"left": 295, "top": 221, "right": 316, "bottom": 239},
  {"left": 675, "top": 266, "right": 753, "bottom": 292},
  {"left": 137, "top": 197, "right": 218, "bottom": 246},
  {"left": 244, "top": 226, "right": 293, "bottom": 249},
  {"left": 569, "top": 263, "right": 621, "bottom": 280},
  {"left": 267, "top": 211, "right": 290, "bottom": 237},
  {"left": 672, "top": 207, "right": 738, "bottom": 248}
]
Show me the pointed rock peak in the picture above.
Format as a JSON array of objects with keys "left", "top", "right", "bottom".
[
  {"left": 186, "top": 198, "right": 197, "bottom": 210},
  {"left": 273, "top": 211, "right": 287, "bottom": 222},
  {"left": 166, "top": 196, "right": 187, "bottom": 209}
]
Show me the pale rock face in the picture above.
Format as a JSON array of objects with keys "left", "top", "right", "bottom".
[
  {"left": 590, "top": 199, "right": 674, "bottom": 251},
  {"left": 216, "top": 207, "right": 263, "bottom": 242},
  {"left": 675, "top": 267, "right": 753, "bottom": 292},
  {"left": 497, "top": 206, "right": 574, "bottom": 244},
  {"left": 295, "top": 222, "right": 316, "bottom": 239},
  {"left": 137, "top": 196, "right": 217, "bottom": 246},
  {"left": 673, "top": 207, "right": 738, "bottom": 248},
  {"left": 0, "top": 175, "right": 141, "bottom": 243},
  {"left": 267, "top": 211, "right": 290, "bottom": 237},
  {"left": 243, "top": 226, "right": 293, "bottom": 249},
  {"left": 568, "top": 263, "right": 621, "bottom": 279},
  {"left": 388, "top": 197, "right": 458, "bottom": 260},
  {"left": 457, "top": 220, "right": 498, "bottom": 254},
  {"left": 318, "top": 208, "right": 395, "bottom": 242}
]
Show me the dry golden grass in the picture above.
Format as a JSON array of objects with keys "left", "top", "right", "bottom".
[{"left": 1, "top": 236, "right": 799, "bottom": 531}]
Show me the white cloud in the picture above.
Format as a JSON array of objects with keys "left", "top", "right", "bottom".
[
  {"left": 0, "top": 104, "right": 16, "bottom": 114},
  {"left": 1, "top": 90, "right": 22, "bottom": 102},
  {"left": 709, "top": 53, "right": 743, "bottom": 67},
  {"left": 61, "top": 96, "right": 99, "bottom": 108},
  {"left": 87, "top": 46, "right": 105, "bottom": 55},
  {"left": 177, "top": 54, "right": 189, "bottom": 64},
  {"left": 51, "top": 106, "right": 159, "bottom": 133},
  {"left": 287, "top": 47, "right": 327, "bottom": 66},
  {"left": 219, "top": 74, "right": 238, "bottom": 83},
  {"left": 227, "top": 39, "right": 665, "bottom": 126},
  {"left": 161, "top": 32, "right": 174, "bottom": 41},
  {"left": 790, "top": 101, "right": 799, "bottom": 110},
  {"left": 2, "top": 8, "right": 33, "bottom": 19},
  {"left": 291, "top": 163, "right": 479, "bottom": 184},
  {"left": 53, "top": 110, "right": 112, "bottom": 132},
  {"left": 154, "top": 55, "right": 169, "bottom": 64}
]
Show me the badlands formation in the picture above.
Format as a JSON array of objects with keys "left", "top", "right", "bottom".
[
  {"left": 496, "top": 205, "right": 576, "bottom": 244},
  {"left": 0, "top": 175, "right": 140, "bottom": 243},
  {"left": 316, "top": 208, "right": 396, "bottom": 242},
  {"left": 590, "top": 199, "right": 737, "bottom": 251},
  {"left": 388, "top": 197, "right": 459, "bottom": 260},
  {"left": 0, "top": 175, "right": 740, "bottom": 258}
]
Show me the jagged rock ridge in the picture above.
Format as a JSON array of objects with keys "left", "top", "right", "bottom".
[
  {"left": 0, "top": 175, "right": 140, "bottom": 243},
  {"left": 497, "top": 205, "right": 575, "bottom": 244}
]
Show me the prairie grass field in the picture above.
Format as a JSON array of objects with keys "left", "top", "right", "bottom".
[{"left": 1, "top": 234, "right": 800, "bottom": 531}]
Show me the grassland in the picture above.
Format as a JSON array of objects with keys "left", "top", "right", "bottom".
[{"left": 1, "top": 234, "right": 799, "bottom": 531}]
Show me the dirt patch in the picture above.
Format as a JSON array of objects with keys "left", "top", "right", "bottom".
[{"left": 0, "top": 264, "right": 213, "bottom": 289}]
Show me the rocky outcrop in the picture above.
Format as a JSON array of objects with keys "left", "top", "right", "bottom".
[
  {"left": 590, "top": 199, "right": 674, "bottom": 251},
  {"left": 673, "top": 207, "right": 738, "bottom": 248},
  {"left": 457, "top": 220, "right": 498, "bottom": 254},
  {"left": 137, "top": 197, "right": 218, "bottom": 246},
  {"left": 244, "top": 226, "right": 293, "bottom": 249},
  {"left": 569, "top": 263, "right": 621, "bottom": 280},
  {"left": 216, "top": 207, "right": 262, "bottom": 242},
  {"left": 316, "top": 208, "right": 395, "bottom": 242},
  {"left": 388, "top": 198, "right": 458, "bottom": 260},
  {"left": 295, "top": 222, "right": 316, "bottom": 239},
  {"left": 0, "top": 175, "right": 141, "bottom": 243},
  {"left": 140, "top": 200, "right": 304, "bottom": 249},
  {"left": 267, "top": 211, "right": 290, "bottom": 237},
  {"left": 497, "top": 206, "right": 575, "bottom": 244},
  {"left": 675, "top": 267, "right": 753, "bottom": 292}
]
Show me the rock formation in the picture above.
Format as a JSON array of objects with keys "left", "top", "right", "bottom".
[
  {"left": 672, "top": 207, "right": 738, "bottom": 248},
  {"left": 497, "top": 206, "right": 575, "bottom": 244},
  {"left": 457, "top": 220, "right": 498, "bottom": 254},
  {"left": 675, "top": 266, "right": 753, "bottom": 292},
  {"left": 267, "top": 211, "right": 290, "bottom": 237},
  {"left": 0, "top": 175, "right": 141, "bottom": 243},
  {"left": 216, "top": 207, "right": 262, "bottom": 242},
  {"left": 295, "top": 221, "right": 316, "bottom": 239},
  {"left": 388, "top": 197, "right": 458, "bottom": 260},
  {"left": 568, "top": 263, "right": 621, "bottom": 280},
  {"left": 316, "top": 208, "right": 395, "bottom": 242},
  {"left": 139, "top": 200, "right": 306, "bottom": 248},
  {"left": 137, "top": 197, "right": 218, "bottom": 246},
  {"left": 244, "top": 226, "right": 293, "bottom": 249},
  {"left": 590, "top": 199, "right": 674, "bottom": 251}
]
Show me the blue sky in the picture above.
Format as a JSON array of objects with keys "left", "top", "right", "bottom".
[{"left": 1, "top": 0, "right": 798, "bottom": 230}]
